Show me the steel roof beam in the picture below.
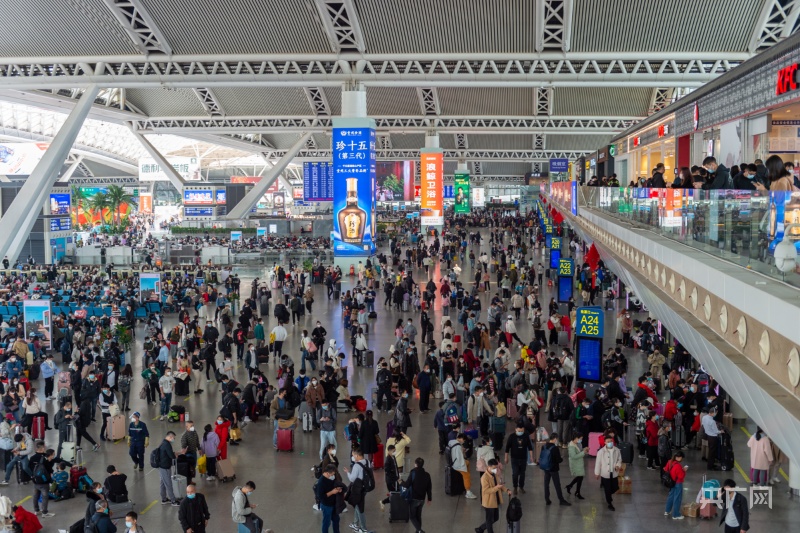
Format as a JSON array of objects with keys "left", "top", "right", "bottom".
[
  {"left": 100, "top": 0, "right": 172, "bottom": 55},
  {"left": 313, "top": 0, "right": 366, "bottom": 53},
  {"left": 749, "top": 0, "right": 800, "bottom": 53},
  {"left": 417, "top": 88, "right": 440, "bottom": 116},
  {"left": 304, "top": 87, "right": 331, "bottom": 116},
  {"left": 257, "top": 149, "right": 588, "bottom": 162},
  {"left": 0, "top": 56, "right": 746, "bottom": 90},
  {"left": 192, "top": 88, "right": 226, "bottom": 116},
  {"left": 129, "top": 115, "right": 637, "bottom": 134}
]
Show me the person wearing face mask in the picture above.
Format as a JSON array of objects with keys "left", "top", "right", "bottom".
[
  {"left": 317, "top": 399, "right": 338, "bottom": 461},
  {"left": 54, "top": 400, "right": 76, "bottom": 460},
  {"left": 594, "top": 435, "right": 622, "bottom": 510},
  {"left": 394, "top": 389, "right": 413, "bottom": 435},
  {"left": 103, "top": 464, "right": 129, "bottom": 504},
  {"left": 80, "top": 371, "right": 102, "bottom": 422},
  {"left": 504, "top": 422, "right": 534, "bottom": 495},
  {"left": 316, "top": 464, "right": 344, "bottom": 532},
  {"left": 98, "top": 385, "right": 118, "bottom": 442},
  {"left": 76, "top": 396, "right": 101, "bottom": 452},
  {"left": 178, "top": 484, "right": 210, "bottom": 533},
  {"left": 158, "top": 369, "right": 176, "bottom": 422},
  {"left": 156, "top": 431, "right": 186, "bottom": 506},
  {"left": 306, "top": 377, "right": 326, "bottom": 430},
  {"left": 477, "top": 458, "right": 512, "bottom": 533},
  {"left": 565, "top": 433, "right": 586, "bottom": 500},
  {"left": 180, "top": 421, "right": 201, "bottom": 485},
  {"left": 662, "top": 451, "right": 688, "bottom": 520},
  {"left": 123, "top": 511, "right": 144, "bottom": 533},
  {"left": 89, "top": 500, "right": 116, "bottom": 533},
  {"left": 231, "top": 481, "right": 261, "bottom": 533},
  {"left": 127, "top": 412, "right": 149, "bottom": 471}
]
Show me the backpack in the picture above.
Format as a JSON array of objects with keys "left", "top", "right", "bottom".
[
  {"left": 506, "top": 496, "right": 523, "bottom": 522},
  {"left": 445, "top": 403, "right": 460, "bottom": 425},
  {"left": 533, "top": 316, "right": 541, "bottom": 329},
  {"left": 552, "top": 395, "right": 572, "bottom": 421},
  {"left": 661, "top": 461, "right": 676, "bottom": 488},
  {"left": 601, "top": 409, "right": 614, "bottom": 429},
  {"left": 288, "top": 388, "right": 302, "bottom": 409},
  {"left": 360, "top": 462, "right": 375, "bottom": 492},
  {"left": 658, "top": 433, "right": 671, "bottom": 458},
  {"left": 33, "top": 461, "right": 49, "bottom": 484},
  {"left": 538, "top": 444, "right": 553, "bottom": 471},
  {"left": 313, "top": 462, "right": 323, "bottom": 480},
  {"left": 236, "top": 330, "right": 245, "bottom": 344},
  {"left": 376, "top": 369, "right": 390, "bottom": 388}
]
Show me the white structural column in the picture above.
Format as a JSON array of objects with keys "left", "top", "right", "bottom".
[
  {"left": 0, "top": 86, "right": 99, "bottom": 261},
  {"left": 130, "top": 130, "right": 186, "bottom": 192},
  {"left": 57, "top": 154, "right": 84, "bottom": 183},
  {"left": 225, "top": 132, "right": 312, "bottom": 220},
  {"left": 791, "top": 460, "right": 800, "bottom": 495}
]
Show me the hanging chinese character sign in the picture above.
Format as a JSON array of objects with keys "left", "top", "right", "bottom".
[{"left": 420, "top": 152, "right": 443, "bottom": 226}]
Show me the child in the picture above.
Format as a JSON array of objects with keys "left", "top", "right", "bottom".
[{"left": 52, "top": 461, "right": 73, "bottom": 501}]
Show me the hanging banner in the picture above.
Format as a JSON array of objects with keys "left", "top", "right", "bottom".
[
  {"left": 138, "top": 193, "right": 153, "bottom": 214},
  {"left": 454, "top": 172, "right": 470, "bottom": 214},
  {"left": 139, "top": 273, "right": 162, "bottom": 303},
  {"left": 273, "top": 191, "right": 285, "bottom": 211},
  {"left": 471, "top": 187, "right": 486, "bottom": 207},
  {"left": 139, "top": 156, "right": 200, "bottom": 182},
  {"left": 332, "top": 127, "right": 377, "bottom": 257},
  {"left": 256, "top": 227, "right": 267, "bottom": 237},
  {"left": 23, "top": 300, "right": 52, "bottom": 349},
  {"left": 0, "top": 142, "right": 49, "bottom": 175},
  {"left": 420, "top": 151, "right": 443, "bottom": 225}
]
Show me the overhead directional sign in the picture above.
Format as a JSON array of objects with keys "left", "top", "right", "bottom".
[{"left": 576, "top": 306, "right": 603, "bottom": 338}]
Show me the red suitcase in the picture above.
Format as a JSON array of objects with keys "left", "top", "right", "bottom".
[
  {"left": 506, "top": 397, "right": 518, "bottom": 420},
  {"left": 70, "top": 465, "right": 87, "bottom": 489},
  {"left": 276, "top": 428, "right": 294, "bottom": 452},
  {"left": 588, "top": 432, "right": 603, "bottom": 457},
  {"left": 372, "top": 443, "right": 384, "bottom": 469},
  {"left": 31, "top": 416, "right": 45, "bottom": 440}
]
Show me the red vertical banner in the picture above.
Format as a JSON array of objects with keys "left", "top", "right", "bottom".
[{"left": 420, "top": 152, "right": 443, "bottom": 225}]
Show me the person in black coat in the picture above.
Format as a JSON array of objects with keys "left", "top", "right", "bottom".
[
  {"left": 76, "top": 397, "right": 99, "bottom": 451},
  {"left": 401, "top": 458, "right": 433, "bottom": 533},
  {"left": 719, "top": 479, "right": 750, "bottom": 532},
  {"left": 178, "top": 484, "right": 211, "bottom": 533}
]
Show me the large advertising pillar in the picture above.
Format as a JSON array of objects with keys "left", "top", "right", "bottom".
[
  {"left": 332, "top": 118, "right": 377, "bottom": 267},
  {"left": 23, "top": 300, "right": 52, "bottom": 349},
  {"left": 420, "top": 133, "right": 444, "bottom": 233},
  {"left": 454, "top": 171, "right": 471, "bottom": 214}
]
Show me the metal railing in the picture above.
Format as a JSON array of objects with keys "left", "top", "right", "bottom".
[{"left": 575, "top": 187, "right": 800, "bottom": 288}]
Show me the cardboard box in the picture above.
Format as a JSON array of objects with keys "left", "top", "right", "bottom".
[
  {"left": 617, "top": 477, "right": 632, "bottom": 494},
  {"left": 681, "top": 503, "right": 699, "bottom": 518}
]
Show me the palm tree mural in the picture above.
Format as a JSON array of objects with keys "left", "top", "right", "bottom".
[
  {"left": 105, "top": 185, "right": 137, "bottom": 225},
  {"left": 86, "top": 192, "right": 111, "bottom": 225},
  {"left": 70, "top": 185, "right": 91, "bottom": 226}
]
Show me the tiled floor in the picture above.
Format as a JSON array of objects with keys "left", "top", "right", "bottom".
[{"left": 6, "top": 231, "right": 798, "bottom": 532}]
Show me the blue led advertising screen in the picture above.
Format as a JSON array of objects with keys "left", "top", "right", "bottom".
[{"left": 332, "top": 127, "right": 376, "bottom": 257}]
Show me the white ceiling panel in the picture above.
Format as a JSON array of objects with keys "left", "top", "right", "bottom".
[
  {"left": 438, "top": 88, "right": 535, "bottom": 116},
  {"left": 141, "top": 0, "right": 332, "bottom": 54},
  {"left": 553, "top": 88, "right": 652, "bottom": 117},
  {"left": 546, "top": 134, "right": 614, "bottom": 151},
  {"left": 0, "top": 0, "right": 139, "bottom": 56},
  {"left": 125, "top": 89, "right": 209, "bottom": 118},
  {"left": 213, "top": 88, "right": 314, "bottom": 116},
  {"left": 572, "top": 0, "right": 761, "bottom": 52},
  {"left": 366, "top": 87, "right": 422, "bottom": 115},
  {"left": 467, "top": 134, "right": 534, "bottom": 150}
]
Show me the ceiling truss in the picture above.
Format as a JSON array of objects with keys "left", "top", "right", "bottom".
[
  {"left": 534, "top": 87, "right": 552, "bottom": 116},
  {"left": 0, "top": 54, "right": 747, "bottom": 89},
  {"left": 649, "top": 88, "right": 675, "bottom": 115},
  {"left": 455, "top": 133, "right": 468, "bottom": 150},
  {"left": 303, "top": 87, "right": 331, "bottom": 116},
  {"left": 256, "top": 148, "right": 585, "bottom": 162},
  {"left": 192, "top": 88, "right": 225, "bottom": 116},
  {"left": 749, "top": 0, "right": 800, "bottom": 53},
  {"left": 417, "top": 87, "right": 441, "bottom": 116},
  {"left": 68, "top": 176, "right": 140, "bottom": 185},
  {"left": 536, "top": 0, "right": 574, "bottom": 52},
  {"left": 100, "top": 0, "right": 172, "bottom": 55},
  {"left": 378, "top": 133, "right": 392, "bottom": 150},
  {"left": 533, "top": 133, "right": 545, "bottom": 150},
  {"left": 472, "top": 162, "right": 483, "bottom": 176},
  {"left": 130, "top": 115, "right": 635, "bottom": 135},
  {"left": 313, "top": 0, "right": 366, "bottom": 53}
]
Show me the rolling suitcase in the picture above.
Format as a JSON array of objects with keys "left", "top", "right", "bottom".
[
  {"left": 619, "top": 426, "right": 634, "bottom": 464},
  {"left": 61, "top": 441, "right": 76, "bottom": 463},
  {"left": 506, "top": 397, "right": 518, "bottom": 420},
  {"left": 718, "top": 433, "right": 734, "bottom": 471},
  {"left": 175, "top": 376, "right": 190, "bottom": 396},
  {"left": 364, "top": 350, "right": 375, "bottom": 368},
  {"left": 388, "top": 492, "right": 410, "bottom": 522},
  {"left": 699, "top": 477, "right": 720, "bottom": 520},
  {"left": 277, "top": 428, "right": 294, "bottom": 452},
  {"left": 16, "top": 462, "right": 31, "bottom": 484},
  {"left": 70, "top": 450, "right": 87, "bottom": 489},
  {"left": 557, "top": 331, "right": 568, "bottom": 346},
  {"left": 302, "top": 411, "right": 313, "bottom": 433},
  {"left": 386, "top": 420, "right": 395, "bottom": 442},
  {"left": 372, "top": 443, "right": 384, "bottom": 469},
  {"left": 217, "top": 458, "right": 236, "bottom": 482},
  {"left": 588, "top": 432, "right": 603, "bottom": 457},
  {"left": 171, "top": 472, "right": 187, "bottom": 499},
  {"left": 444, "top": 465, "right": 465, "bottom": 496},
  {"left": 507, "top": 522, "right": 521, "bottom": 533},
  {"left": 31, "top": 415, "right": 45, "bottom": 440},
  {"left": 107, "top": 414, "right": 126, "bottom": 441}
]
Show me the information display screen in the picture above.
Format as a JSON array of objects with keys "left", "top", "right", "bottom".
[
  {"left": 550, "top": 249, "right": 561, "bottom": 269},
  {"left": 577, "top": 337, "right": 602, "bottom": 382},
  {"left": 558, "top": 276, "right": 573, "bottom": 303}
]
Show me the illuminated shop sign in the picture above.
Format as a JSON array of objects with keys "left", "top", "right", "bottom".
[{"left": 776, "top": 63, "right": 799, "bottom": 96}]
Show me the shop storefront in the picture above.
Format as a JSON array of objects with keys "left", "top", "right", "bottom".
[
  {"left": 619, "top": 117, "right": 676, "bottom": 185},
  {"left": 596, "top": 146, "right": 613, "bottom": 178}
]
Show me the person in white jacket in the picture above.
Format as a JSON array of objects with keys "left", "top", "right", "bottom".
[
  {"left": 448, "top": 434, "right": 477, "bottom": 499},
  {"left": 594, "top": 435, "right": 623, "bottom": 511}
]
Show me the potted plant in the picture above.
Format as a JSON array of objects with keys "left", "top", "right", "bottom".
[
  {"left": 114, "top": 323, "right": 133, "bottom": 352},
  {"left": 228, "top": 292, "right": 240, "bottom": 315}
]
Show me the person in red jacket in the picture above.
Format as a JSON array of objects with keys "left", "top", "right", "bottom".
[
  {"left": 663, "top": 451, "right": 688, "bottom": 519},
  {"left": 645, "top": 411, "right": 660, "bottom": 470},
  {"left": 689, "top": 410, "right": 702, "bottom": 449},
  {"left": 12, "top": 505, "right": 43, "bottom": 533}
]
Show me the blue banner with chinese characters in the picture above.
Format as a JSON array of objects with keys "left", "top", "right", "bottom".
[{"left": 332, "top": 127, "right": 376, "bottom": 257}]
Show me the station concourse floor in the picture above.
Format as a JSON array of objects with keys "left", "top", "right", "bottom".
[{"left": 7, "top": 231, "right": 800, "bottom": 533}]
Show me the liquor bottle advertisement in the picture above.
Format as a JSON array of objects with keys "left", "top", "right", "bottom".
[
  {"left": 454, "top": 172, "right": 470, "bottom": 214},
  {"left": 332, "top": 127, "right": 376, "bottom": 257}
]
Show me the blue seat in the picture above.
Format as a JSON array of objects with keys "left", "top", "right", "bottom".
[
  {"left": 41, "top": 294, "right": 50, "bottom": 300},
  {"left": 103, "top": 307, "right": 111, "bottom": 317},
  {"left": 145, "top": 302, "right": 161, "bottom": 314},
  {"left": 134, "top": 307, "right": 146, "bottom": 319},
  {"left": 120, "top": 307, "right": 128, "bottom": 318},
  {"left": 0, "top": 307, "right": 7, "bottom": 316},
  {"left": 7, "top": 306, "right": 18, "bottom": 316}
]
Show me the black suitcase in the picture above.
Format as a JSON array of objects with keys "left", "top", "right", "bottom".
[
  {"left": 0, "top": 449, "right": 10, "bottom": 470},
  {"left": 444, "top": 466, "right": 465, "bottom": 496},
  {"left": 718, "top": 432, "right": 734, "bottom": 471},
  {"left": 388, "top": 492, "right": 410, "bottom": 522},
  {"left": 257, "top": 347, "right": 270, "bottom": 362},
  {"left": 175, "top": 377, "right": 190, "bottom": 397},
  {"left": 16, "top": 461, "right": 31, "bottom": 484},
  {"left": 619, "top": 441, "right": 634, "bottom": 464},
  {"left": 368, "top": 311, "right": 377, "bottom": 319},
  {"left": 491, "top": 432, "right": 505, "bottom": 451}
]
